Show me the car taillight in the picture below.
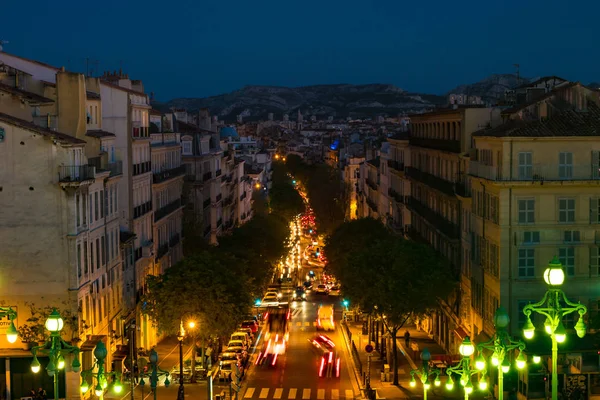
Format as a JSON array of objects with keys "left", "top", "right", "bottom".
[
  {"left": 319, "top": 357, "right": 325, "bottom": 377},
  {"left": 255, "top": 352, "right": 262, "bottom": 365},
  {"left": 336, "top": 358, "right": 340, "bottom": 377},
  {"left": 328, "top": 352, "right": 333, "bottom": 364},
  {"left": 272, "top": 353, "right": 278, "bottom": 366}
]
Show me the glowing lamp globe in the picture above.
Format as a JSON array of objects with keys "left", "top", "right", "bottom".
[
  {"left": 543, "top": 257, "right": 565, "bottom": 286},
  {"left": 446, "top": 379, "right": 454, "bottom": 391},
  {"left": 501, "top": 358, "right": 510, "bottom": 373},
  {"left": 575, "top": 318, "right": 587, "bottom": 338},
  {"left": 491, "top": 351, "right": 499, "bottom": 366},
  {"left": 434, "top": 376, "right": 441, "bottom": 387},
  {"left": 80, "top": 381, "right": 89, "bottom": 394},
  {"left": 95, "top": 382, "right": 103, "bottom": 397},
  {"left": 533, "top": 355, "right": 541, "bottom": 364},
  {"left": 424, "top": 381, "right": 431, "bottom": 390},
  {"left": 465, "top": 382, "right": 474, "bottom": 394},
  {"left": 31, "top": 356, "right": 41, "bottom": 373},
  {"left": 554, "top": 321, "right": 567, "bottom": 343},
  {"left": 113, "top": 381, "right": 123, "bottom": 394},
  {"left": 523, "top": 317, "right": 535, "bottom": 339},
  {"left": 475, "top": 355, "right": 486, "bottom": 371},
  {"left": 516, "top": 352, "right": 526, "bottom": 370},
  {"left": 479, "top": 380, "right": 488, "bottom": 390},
  {"left": 45, "top": 309, "right": 64, "bottom": 332},
  {"left": 57, "top": 355, "right": 65, "bottom": 370},
  {"left": 409, "top": 377, "right": 416, "bottom": 387},
  {"left": 459, "top": 337, "right": 475, "bottom": 357},
  {"left": 6, "top": 320, "right": 18, "bottom": 343}
]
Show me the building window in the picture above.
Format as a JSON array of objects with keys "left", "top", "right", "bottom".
[
  {"left": 182, "top": 141, "right": 192, "bottom": 155},
  {"left": 558, "top": 152, "right": 573, "bottom": 179},
  {"left": 590, "top": 247, "right": 600, "bottom": 276},
  {"left": 83, "top": 194, "right": 87, "bottom": 225},
  {"left": 590, "top": 198, "right": 600, "bottom": 224},
  {"left": 559, "top": 247, "right": 575, "bottom": 276},
  {"left": 518, "top": 248, "right": 535, "bottom": 278},
  {"left": 518, "top": 199, "right": 535, "bottom": 224},
  {"left": 96, "top": 239, "right": 101, "bottom": 271},
  {"left": 101, "top": 236, "right": 106, "bottom": 266},
  {"left": 94, "top": 192, "right": 99, "bottom": 221},
  {"left": 90, "top": 242, "right": 94, "bottom": 272},
  {"left": 90, "top": 194, "right": 93, "bottom": 223},
  {"left": 564, "top": 230, "right": 580, "bottom": 243},
  {"left": 523, "top": 231, "right": 540, "bottom": 244},
  {"left": 76, "top": 194, "right": 81, "bottom": 227},
  {"left": 77, "top": 243, "right": 82, "bottom": 278},
  {"left": 558, "top": 198, "right": 575, "bottom": 223},
  {"left": 518, "top": 152, "right": 533, "bottom": 179},
  {"left": 83, "top": 240, "right": 88, "bottom": 274}
]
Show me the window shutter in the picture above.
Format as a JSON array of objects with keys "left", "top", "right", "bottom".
[
  {"left": 593, "top": 151, "right": 600, "bottom": 179},
  {"left": 590, "top": 198, "right": 598, "bottom": 224}
]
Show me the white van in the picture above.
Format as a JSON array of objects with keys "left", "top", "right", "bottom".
[{"left": 317, "top": 305, "right": 335, "bottom": 332}]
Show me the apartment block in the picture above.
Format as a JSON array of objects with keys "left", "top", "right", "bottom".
[{"left": 387, "top": 133, "right": 410, "bottom": 233}]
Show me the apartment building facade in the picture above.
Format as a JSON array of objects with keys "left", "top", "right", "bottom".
[{"left": 387, "top": 133, "right": 410, "bottom": 234}]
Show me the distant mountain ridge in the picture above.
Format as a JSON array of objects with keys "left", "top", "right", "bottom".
[{"left": 446, "top": 73, "right": 530, "bottom": 102}]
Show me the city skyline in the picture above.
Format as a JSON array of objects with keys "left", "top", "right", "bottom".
[{"left": 3, "top": 0, "right": 598, "bottom": 100}]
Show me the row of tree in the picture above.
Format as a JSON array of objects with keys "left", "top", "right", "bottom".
[
  {"left": 324, "top": 218, "right": 457, "bottom": 385},
  {"left": 144, "top": 162, "right": 306, "bottom": 343}
]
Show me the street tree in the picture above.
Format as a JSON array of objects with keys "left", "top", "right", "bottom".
[
  {"left": 324, "top": 218, "right": 391, "bottom": 279},
  {"left": 341, "top": 237, "right": 457, "bottom": 386},
  {"left": 303, "top": 164, "right": 347, "bottom": 234},
  {"left": 269, "top": 181, "right": 305, "bottom": 221}
]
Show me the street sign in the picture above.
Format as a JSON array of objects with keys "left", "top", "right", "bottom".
[{"left": 365, "top": 344, "right": 374, "bottom": 353}]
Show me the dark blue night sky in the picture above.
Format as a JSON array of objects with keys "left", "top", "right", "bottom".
[{"left": 3, "top": 0, "right": 598, "bottom": 100}]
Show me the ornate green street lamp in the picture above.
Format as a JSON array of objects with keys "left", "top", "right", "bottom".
[
  {"left": 80, "top": 342, "right": 123, "bottom": 397},
  {"left": 30, "top": 309, "right": 81, "bottom": 400},
  {"left": 522, "top": 256, "right": 587, "bottom": 400},
  {"left": 0, "top": 307, "right": 18, "bottom": 343},
  {"left": 409, "top": 348, "right": 441, "bottom": 400},
  {"left": 446, "top": 337, "right": 487, "bottom": 400},
  {"left": 474, "top": 307, "right": 526, "bottom": 400},
  {"left": 139, "top": 348, "right": 171, "bottom": 400}
]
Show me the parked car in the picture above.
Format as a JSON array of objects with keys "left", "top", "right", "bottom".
[
  {"left": 241, "top": 320, "right": 259, "bottom": 333},
  {"left": 236, "top": 327, "right": 255, "bottom": 342}
]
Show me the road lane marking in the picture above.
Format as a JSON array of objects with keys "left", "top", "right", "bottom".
[
  {"left": 317, "top": 389, "right": 325, "bottom": 399},
  {"left": 244, "top": 388, "right": 255, "bottom": 398},
  {"left": 302, "top": 389, "right": 311, "bottom": 399},
  {"left": 345, "top": 390, "right": 354, "bottom": 399},
  {"left": 273, "top": 388, "right": 283, "bottom": 399},
  {"left": 313, "top": 322, "right": 317, "bottom": 326},
  {"left": 304, "top": 322, "right": 310, "bottom": 326},
  {"left": 288, "top": 388, "right": 297, "bottom": 399},
  {"left": 331, "top": 389, "right": 339, "bottom": 399},
  {"left": 296, "top": 322, "right": 302, "bottom": 327},
  {"left": 259, "top": 388, "right": 269, "bottom": 398}
]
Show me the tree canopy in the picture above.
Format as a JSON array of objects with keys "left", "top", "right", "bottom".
[{"left": 144, "top": 252, "right": 252, "bottom": 337}]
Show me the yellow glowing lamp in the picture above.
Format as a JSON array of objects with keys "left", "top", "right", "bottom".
[
  {"left": 6, "top": 319, "right": 18, "bottom": 343},
  {"left": 446, "top": 378, "right": 454, "bottom": 390},
  {"left": 543, "top": 257, "right": 565, "bottom": 286},
  {"left": 479, "top": 379, "right": 488, "bottom": 390},
  {"left": 423, "top": 380, "right": 431, "bottom": 390},
  {"left": 57, "top": 355, "right": 65, "bottom": 370},
  {"left": 475, "top": 354, "right": 486, "bottom": 371},
  {"left": 491, "top": 351, "right": 499, "bottom": 366},
  {"left": 533, "top": 355, "right": 541, "bottom": 364},
  {"left": 31, "top": 356, "right": 41, "bottom": 373},
  {"left": 516, "top": 352, "right": 526, "bottom": 369},
  {"left": 523, "top": 317, "right": 535, "bottom": 339},
  {"left": 501, "top": 358, "right": 510, "bottom": 373},
  {"left": 554, "top": 321, "right": 567, "bottom": 343},
  {"left": 188, "top": 321, "right": 196, "bottom": 329},
  {"left": 459, "top": 337, "right": 475, "bottom": 357},
  {"left": 80, "top": 381, "right": 90, "bottom": 394},
  {"left": 113, "top": 381, "right": 123, "bottom": 394},
  {"left": 465, "top": 382, "right": 474, "bottom": 394},
  {"left": 434, "top": 376, "right": 441, "bottom": 386}
]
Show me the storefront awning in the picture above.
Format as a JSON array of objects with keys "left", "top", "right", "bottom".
[{"left": 80, "top": 335, "right": 106, "bottom": 351}]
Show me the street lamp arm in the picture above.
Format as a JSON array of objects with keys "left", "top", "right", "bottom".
[{"left": 523, "top": 291, "right": 551, "bottom": 315}]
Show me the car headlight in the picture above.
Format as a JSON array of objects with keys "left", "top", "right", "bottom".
[
  {"left": 277, "top": 293, "right": 282, "bottom": 298},
  {"left": 302, "top": 293, "right": 306, "bottom": 298}
]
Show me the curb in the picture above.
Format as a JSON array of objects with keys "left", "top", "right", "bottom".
[
  {"left": 339, "top": 321, "right": 366, "bottom": 399},
  {"left": 396, "top": 339, "right": 418, "bottom": 371}
]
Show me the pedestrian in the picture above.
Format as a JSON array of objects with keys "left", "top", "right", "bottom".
[
  {"left": 29, "top": 389, "right": 36, "bottom": 399},
  {"left": 37, "top": 387, "right": 47, "bottom": 400},
  {"left": 404, "top": 330, "right": 411, "bottom": 348}
]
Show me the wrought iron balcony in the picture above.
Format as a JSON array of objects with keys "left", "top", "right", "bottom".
[
  {"left": 406, "top": 197, "right": 460, "bottom": 240},
  {"left": 154, "top": 198, "right": 182, "bottom": 222},
  {"left": 215, "top": 169, "right": 222, "bottom": 177},
  {"left": 156, "top": 243, "right": 169, "bottom": 260},
  {"left": 203, "top": 171, "right": 212, "bottom": 182},
  {"left": 409, "top": 137, "right": 461, "bottom": 153},
  {"left": 169, "top": 233, "right": 181, "bottom": 247},
  {"left": 153, "top": 165, "right": 186, "bottom": 184},
  {"left": 58, "top": 165, "right": 95, "bottom": 183},
  {"left": 387, "top": 188, "right": 405, "bottom": 204},
  {"left": 133, "top": 161, "right": 151, "bottom": 176},
  {"left": 132, "top": 126, "right": 150, "bottom": 139},
  {"left": 365, "top": 178, "right": 378, "bottom": 191},
  {"left": 133, "top": 201, "right": 152, "bottom": 219},
  {"left": 203, "top": 198, "right": 211, "bottom": 209},
  {"left": 223, "top": 195, "right": 234, "bottom": 207},
  {"left": 405, "top": 167, "right": 456, "bottom": 197},
  {"left": 88, "top": 158, "right": 123, "bottom": 177},
  {"left": 469, "top": 161, "right": 600, "bottom": 182},
  {"left": 215, "top": 193, "right": 222, "bottom": 203},
  {"left": 366, "top": 197, "right": 378, "bottom": 212},
  {"left": 387, "top": 160, "right": 405, "bottom": 172}
]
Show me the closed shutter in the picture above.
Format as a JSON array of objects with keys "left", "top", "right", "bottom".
[
  {"left": 593, "top": 151, "right": 600, "bottom": 179},
  {"left": 590, "top": 198, "right": 599, "bottom": 224}
]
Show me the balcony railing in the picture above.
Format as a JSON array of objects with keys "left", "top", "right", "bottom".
[
  {"left": 387, "top": 160, "right": 405, "bottom": 172},
  {"left": 133, "top": 161, "right": 151, "bottom": 176},
  {"left": 132, "top": 126, "right": 150, "bottom": 139},
  {"left": 215, "top": 193, "right": 222, "bottom": 203},
  {"left": 134, "top": 201, "right": 152, "bottom": 219},
  {"left": 156, "top": 243, "right": 169, "bottom": 260},
  {"left": 388, "top": 188, "right": 405, "bottom": 204},
  {"left": 366, "top": 178, "right": 378, "bottom": 191},
  {"left": 223, "top": 195, "right": 234, "bottom": 207},
  {"left": 455, "top": 180, "right": 471, "bottom": 198},
  {"left": 203, "top": 171, "right": 212, "bottom": 182},
  {"left": 405, "top": 167, "right": 456, "bottom": 197},
  {"left": 240, "top": 192, "right": 247, "bottom": 201},
  {"left": 169, "top": 233, "right": 181, "bottom": 248},
  {"left": 217, "top": 218, "right": 222, "bottom": 227},
  {"left": 203, "top": 198, "right": 211, "bottom": 209},
  {"left": 366, "top": 197, "right": 378, "bottom": 212},
  {"left": 469, "top": 162, "right": 600, "bottom": 182},
  {"left": 88, "top": 157, "right": 123, "bottom": 177},
  {"left": 406, "top": 197, "right": 460, "bottom": 240},
  {"left": 58, "top": 165, "right": 96, "bottom": 183},
  {"left": 154, "top": 198, "right": 182, "bottom": 222},
  {"left": 153, "top": 165, "right": 186, "bottom": 184},
  {"left": 215, "top": 169, "right": 222, "bottom": 177},
  {"left": 409, "top": 137, "right": 461, "bottom": 153}
]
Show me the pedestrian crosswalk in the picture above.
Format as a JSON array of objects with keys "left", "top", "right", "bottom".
[
  {"left": 243, "top": 388, "right": 356, "bottom": 399},
  {"left": 294, "top": 321, "right": 317, "bottom": 327}
]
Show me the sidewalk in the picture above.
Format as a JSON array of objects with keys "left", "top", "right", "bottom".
[{"left": 342, "top": 319, "right": 453, "bottom": 400}]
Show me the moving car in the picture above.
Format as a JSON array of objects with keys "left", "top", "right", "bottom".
[
  {"left": 308, "top": 335, "right": 340, "bottom": 378},
  {"left": 262, "top": 294, "right": 279, "bottom": 307},
  {"left": 315, "top": 284, "right": 329, "bottom": 295},
  {"left": 292, "top": 287, "right": 307, "bottom": 301},
  {"left": 316, "top": 305, "right": 335, "bottom": 332},
  {"left": 328, "top": 286, "right": 341, "bottom": 297}
]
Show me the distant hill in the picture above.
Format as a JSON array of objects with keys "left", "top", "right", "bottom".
[
  {"left": 157, "top": 84, "right": 446, "bottom": 122},
  {"left": 446, "top": 73, "right": 529, "bottom": 103}
]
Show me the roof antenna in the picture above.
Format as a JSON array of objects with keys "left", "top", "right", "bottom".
[{"left": 0, "top": 39, "right": 8, "bottom": 52}]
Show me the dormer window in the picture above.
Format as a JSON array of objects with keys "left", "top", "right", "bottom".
[{"left": 182, "top": 140, "right": 192, "bottom": 155}]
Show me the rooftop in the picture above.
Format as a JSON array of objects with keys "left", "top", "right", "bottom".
[
  {"left": 0, "top": 112, "right": 85, "bottom": 145},
  {"left": 86, "top": 130, "right": 115, "bottom": 138},
  {"left": 0, "top": 82, "right": 55, "bottom": 105},
  {"left": 366, "top": 157, "right": 380, "bottom": 168},
  {"left": 86, "top": 91, "right": 101, "bottom": 100}
]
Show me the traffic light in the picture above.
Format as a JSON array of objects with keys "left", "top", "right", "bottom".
[
  {"left": 254, "top": 299, "right": 262, "bottom": 307},
  {"left": 292, "top": 180, "right": 296, "bottom": 185},
  {"left": 342, "top": 299, "right": 349, "bottom": 308}
]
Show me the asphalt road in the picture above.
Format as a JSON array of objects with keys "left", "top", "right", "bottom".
[{"left": 240, "top": 289, "right": 358, "bottom": 400}]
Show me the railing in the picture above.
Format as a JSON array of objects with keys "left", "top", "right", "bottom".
[
  {"left": 387, "top": 188, "right": 405, "bottom": 204},
  {"left": 240, "top": 192, "right": 247, "bottom": 201},
  {"left": 58, "top": 165, "right": 95, "bottom": 183},
  {"left": 365, "top": 178, "right": 378, "bottom": 191},
  {"left": 156, "top": 243, "right": 169, "bottom": 260},
  {"left": 387, "top": 160, "right": 405, "bottom": 172},
  {"left": 33, "top": 114, "right": 58, "bottom": 130},
  {"left": 133, "top": 161, "right": 151, "bottom": 176},
  {"left": 469, "top": 161, "right": 600, "bottom": 182},
  {"left": 132, "top": 126, "right": 150, "bottom": 139},
  {"left": 217, "top": 218, "right": 222, "bottom": 227},
  {"left": 150, "top": 132, "right": 179, "bottom": 146},
  {"left": 203, "top": 198, "right": 211, "bottom": 209},
  {"left": 154, "top": 198, "right": 182, "bottom": 222},
  {"left": 89, "top": 158, "right": 123, "bottom": 177},
  {"left": 406, "top": 197, "right": 460, "bottom": 240},
  {"left": 169, "top": 233, "right": 181, "bottom": 247},
  {"left": 409, "top": 137, "right": 461, "bottom": 153},
  {"left": 215, "top": 193, "right": 222, "bottom": 202},
  {"left": 405, "top": 167, "right": 456, "bottom": 197},
  {"left": 223, "top": 195, "right": 234, "bottom": 207},
  {"left": 153, "top": 165, "right": 186, "bottom": 184},
  {"left": 203, "top": 171, "right": 212, "bottom": 182},
  {"left": 366, "top": 197, "right": 378, "bottom": 212},
  {"left": 455, "top": 180, "right": 471, "bottom": 197},
  {"left": 215, "top": 169, "right": 222, "bottom": 177},
  {"left": 342, "top": 321, "right": 362, "bottom": 375},
  {"left": 133, "top": 201, "right": 152, "bottom": 219}
]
